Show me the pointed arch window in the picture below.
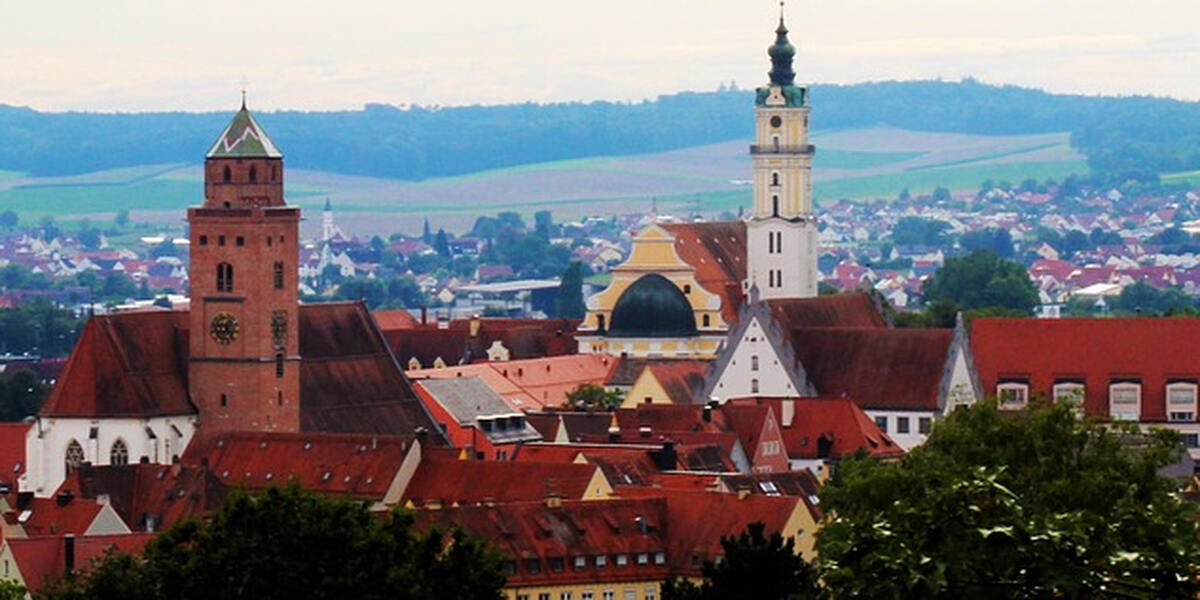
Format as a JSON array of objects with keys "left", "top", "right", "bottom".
[
  {"left": 217, "top": 262, "right": 234, "bottom": 293},
  {"left": 249, "top": 164, "right": 258, "bottom": 183},
  {"left": 65, "top": 439, "right": 84, "bottom": 475},
  {"left": 110, "top": 439, "right": 129, "bottom": 466}
]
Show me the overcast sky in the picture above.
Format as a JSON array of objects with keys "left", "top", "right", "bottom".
[{"left": 2, "top": 0, "right": 1197, "bottom": 112}]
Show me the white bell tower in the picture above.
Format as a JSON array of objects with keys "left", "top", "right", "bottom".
[{"left": 745, "top": 5, "right": 818, "bottom": 299}]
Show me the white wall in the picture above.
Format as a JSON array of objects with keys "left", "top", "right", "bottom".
[
  {"left": 709, "top": 316, "right": 800, "bottom": 402},
  {"left": 24, "top": 415, "right": 197, "bottom": 497},
  {"left": 863, "top": 410, "right": 937, "bottom": 451}
]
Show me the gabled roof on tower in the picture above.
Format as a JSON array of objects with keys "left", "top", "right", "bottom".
[{"left": 206, "top": 103, "right": 282, "bottom": 159}]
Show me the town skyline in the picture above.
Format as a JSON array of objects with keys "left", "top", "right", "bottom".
[{"left": 4, "top": 0, "right": 1199, "bottom": 113}]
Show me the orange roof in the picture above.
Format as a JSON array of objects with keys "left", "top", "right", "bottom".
[
  {"left": 0, "top": 422, "right": 30, "bottom": 486},
  {"left": 409, "top": 354, "right": 618, "bottom": 411},
  {"left": 5, "top": 533, "right": 154, "bottom": 594},
  {"left": 182, "top": 431, "right": 416, "bottom": 501},
  {"left": 371, "top": 309, "right": 420, "bottom": 330},
  {"left": 402, "top": 458, "right": 603, "bottom": 507},
  {"left": 661, "top": 221, "right": 747, "bottom": 322},
  {"left": 7, "top": 496, "right": 108, "bottom": 537},
  {"left": 729, "top": 397, "right": 904, "bottom": 460}
]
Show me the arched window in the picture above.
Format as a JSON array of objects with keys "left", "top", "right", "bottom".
[
  {"left": 249, "top": 165, "right": 258, "bottom": 182},
  {"left": 771, "top": 172, "right": 780, "bottom": 186},
  {"left": 65, "top": 439, "right": 84, "bottom": 475},
  {"left": 217, "top": 262, "right": 234, "bottom": 293},
  {"left": 110, "top": 439, "right": 129, "bottom": 466},
  {"left": 751, "top": 379, "right": 760, "bottom": 394},
  {"left": 275, "top": 353, "right": 285, "bottom": 378},
  {"left": 772, "top": 196, "right": 779, "bottom": 216},
  {"left": 751, "top": 355, "right": 759, "bottom": 371},
  {"left": 220, "top": 393, "right": 227, "bottom": 407},
  {"left": 273, "top": 261, "right": 284, "bottom": 289},
  {"left": 222, "top": 166, "right": 231, "bottom": 182}
]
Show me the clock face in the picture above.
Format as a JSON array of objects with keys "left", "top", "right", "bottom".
[
  {"left": 270, "top": 311, "right": 287, "bottom": 348},
  {"left": 770, "top": 115, "right": 782, "bottom": 128},
  {"left": 210, "top": 312, "right": 240, "bottom": 345}
]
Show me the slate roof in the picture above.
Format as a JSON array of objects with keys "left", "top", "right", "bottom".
[
  {"left": 661, "top": 222, "right": 747, "bottom": 322},
  {"left": 970, "top": 318, "right": 1200, "bottom": 421},
  {"left": 789, "top": 327, "right": 954, "bottom": 411},
  {"left": 206, "top": 106, "right": 282, "bottom": 158}
]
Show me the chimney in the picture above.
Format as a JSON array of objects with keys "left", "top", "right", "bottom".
[
  {"left": 56, "top": 489, "right": 74, "bottom": 506},
  {"left": 469, "top": 314, "right": 481, "bottom": 337},
  {"left": 421, "top": 306, "right": 428, "bottom": 325},
  {"left": 702, "top": 405, "right": 712, "bottom": 423},
  {"left": 63, "top": 534, "right": 76, "bottom": 575},
  {"left": 652, "top": 440, "right": 678, "bottom": 471},
  {"left": 781, "top": 399, "right": 795, "bottom": 428}
]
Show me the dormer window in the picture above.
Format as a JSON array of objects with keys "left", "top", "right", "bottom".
[
  {"left": 1167, "top": 382, "right": 1197, "bottom": 422},
  {"left": 1109, "top": 381, "right": 1141, "bottom": 421},
  {"left": 997, "top": 381, "right": 1029, "bottom": 409},
  {"left": 1052, "top": 381, "right": 1085, "bottom": 417}
]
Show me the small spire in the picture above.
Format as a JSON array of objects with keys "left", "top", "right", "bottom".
[
  {"left": 239, "top": 76, "right": 249, "bottom": 110},
  {"left": 767, "top": 2, "right": 796, "bottom": 86}
]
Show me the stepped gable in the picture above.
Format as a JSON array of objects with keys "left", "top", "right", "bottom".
[
  {"left": 59, "top": 463, "right": 227, "bottom": 532},
  {"left": 765, "top": 291, "right": 887, "bottom": 331},
  {"left": 401, "top": 458, "right": 604, "bottom": 507},
  {"left": 298, "top": 302, "right": 445, "bottom": 439},
  {"left": 730, "top": 396, "right": 903, "bottom": 460},
  {"left": 39, "top": 310, "right": 194, "bottom": 419},
  {"left": 661, "top": 221, "right": 747, "bottom": 322},
  {"left": 413, "top": 498, "right": 669, "bottom": 588},
  {"left": 788, "top": 327, "right": 954, "bottom": 411},
  {"left": 4, "top": 534, "right": 155, "bottom": 596},
  {"left": 971, "top": 317, "right": 1200, "bottom": 421},
  {"left": 205, "top": 104, "right": 282, "bottom": 158}
]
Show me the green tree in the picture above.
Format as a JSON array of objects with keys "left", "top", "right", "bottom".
[
  {"left": 663, "top": 522, "right": 819, "bottom": 600},
  {"left": 892, "top": 217, "right": 950, "bottom": 246},
  {"left": 42, "top": 485, "right": 506, "bottom": 600},
  {"left": 0, "top": 210, "right": 17, "bottom": 229},
  {"left": 922, "top": 251, "right": 1037, "bottom": 313},
  {"left": 534, "top": 210, "right": 554, "bottom": 237},
  {"left": 39, "top": 216, "right": 60, "bottom": 241},
  {"left": 817, "top": 402, "right": 1200, "bottom": 600},
  {"left": 114, "top": 209, "right": 130, "bottom": 228},
  {"left": 334, "top": 276, "right": 388, "bottom": 308},
  {"left": 555, "top": 261, "right": 586, "bottom": 319},
  {"left": 960, "top": 228, "right": 1014, "bottom": 259},
  {"left": 421, "top": 218, "right": 432, "bottom": 244},
  {"left": 931, "top": 186, "right": 952, "bottom": 202},
  {"left": 564, "top": 383, "right": 623, "bottom": 411},
  {"left": 0, "top": 580, "right": 26, "bottom": 600},
  {"left": 77, "top": 219, "right": 101, "bottom": 250},
  {"left": 0, "top": 369, "right": 50, "bottom": 421},
  {"left": 434, "top": 228, "right": 450, "bottom": 257}
]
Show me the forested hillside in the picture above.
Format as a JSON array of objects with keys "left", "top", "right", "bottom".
[{"left": 1, "top": 80, "right": 1196, "bottom": 181}]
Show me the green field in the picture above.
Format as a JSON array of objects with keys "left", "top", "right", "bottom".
[{"left": 0, "top": 127, "right": 1091, "bottom": 234}]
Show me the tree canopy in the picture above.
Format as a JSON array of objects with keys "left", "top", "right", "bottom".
[
  {"left": 663, "top": 522, "right": 819, "bottom": 600},
  {"left": 564, "top": 383, "right": 623, "bottom": 411},
  {"left": 922, "top": 250, "right": 1038, "bottom": 313},
  {"left": 817, "top": 402, "right": 1200, "bottom": 599},
  {"left": 42, "top": 485, "right": 506, "bottom": 600},
  {"left": 555, "top": 261, "right": 586, "bottom": 319}
]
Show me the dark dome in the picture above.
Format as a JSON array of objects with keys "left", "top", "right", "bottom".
[{"left": 608, "top": 274, "right": 698, "bottom": 338}]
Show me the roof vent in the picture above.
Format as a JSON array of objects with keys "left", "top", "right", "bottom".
[
  {"left": 259, "top": 441, "right": 267, "bottom": 449},
  {"left": 265, "top": 473, "right": 273, "bottom": 481},
  {"left": 322, "top": 471, "right": 332, "bottom": 481}
]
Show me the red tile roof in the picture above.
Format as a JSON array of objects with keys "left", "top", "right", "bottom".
[
  {"left": 7, "top": 496, "right": 108, "bottom": 537},
  {"left": 729, "top": 397, "right": 903, "bottom": 460},
  {"left": 413, "top": 498, "right": 669, "bottom": 588},
  {"left": 0, "top": 422, "right": 30, "bottom": 487},
  {"left": 645, "top": 360, "right": 708, "bottom": 404},
  {"left": 382, "top": 318, "right": 580, "bottom": 368},
  {"left": 5, "top": 533, "right": 154, "bottom": 595},
  {"left": 661, "top": 222, "right": 747, "bottom": 322},
  {"left": 402, "top": 458, "right": 604, "bottom": 507},
  {"left": 789, "top": 327, "right": 954, "bottom": 411},
  {"left": 58, "top": 464, "right": 226, "bottom": 533},
  {"left": 181, "top": 431, "right": 416, "bottom": 501},
  {"left": 409, "top": 354, "right": 618, "bottom": 411},
  {"left": 766, "top": 292, "right": 887, "bottom": 331},
  {"left": 371, "top": 309, "right": 420, "bottom": 330},
  {"left": 970, "top": 318, "right": 1200, "bottom": 421},
  {"left": 40, "top": 310, "right": 194, "bottom": 418}
]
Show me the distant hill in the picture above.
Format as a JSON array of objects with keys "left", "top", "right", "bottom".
[{"left": 1, "top": 79, "right": 1198, "bottom": 181}]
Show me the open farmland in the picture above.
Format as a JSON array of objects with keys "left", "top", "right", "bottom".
[{"left": 0, "top": 126, "right": 1086, "bottom": 236}]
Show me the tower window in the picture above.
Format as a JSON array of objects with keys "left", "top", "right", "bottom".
[
  {"left": 110, "top": 439, "right": 129, "bottom": 466},
  {"left": 223, "top": 166, "right": 231, "bottom": 182},
  {"left": 597, "top": 314, "right": 606, "bottom": 331},
  {"left": 220, "top": 394, "right": 227, "bottom": 407},
  {"left": 277, "top": 390, "right": 283, "bottom": 406},
  {"left": 769, "top": 115, "right": 782, "bottom": 128},
  {"left": 236, "top": 236, "right": 245, "bottom": 247},
  {"left": 751, "top": 379, "right": 760, "bottom": 394},
  {"left": 249, "top": 165, "right": 258, "bottom": 183},
  {"left": 751, "top": 355, "right": 759, "bottom": 371},
  {"left": 218, "top": 235, "right": 226, "bottom": 246},
  {"left": 199, "top": 235, "right": 208, "bottom": 246},
  {"left": 274, "top": 261, "right": 285, "bottom": 289},
  {"left": 771, "top": 172, "right": 780, "bottom": 186},
  {"left": 276, "top": 353, "right": 285, "bottom": 378},
  {"left": 271, "top": 165, "right": 278, "bottom": 181},
  {"left": 772, "top": 196, "right": 779, "bottom": 217},
  {"left": 217, "top": 262, "right": 234, "bottom": 293},
  {"left": 267, "top": 236, "right": 273, "bottom": 247}
]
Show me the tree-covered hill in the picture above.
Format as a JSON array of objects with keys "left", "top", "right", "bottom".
[{"left": 2, "top": 79, "right": 1197, "bottom": 181}]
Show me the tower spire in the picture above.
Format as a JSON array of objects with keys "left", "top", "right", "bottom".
[{"left": 768, "top": 2, "right": 796, "bottom": 86}]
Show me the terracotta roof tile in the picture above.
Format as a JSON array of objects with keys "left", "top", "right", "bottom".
[
  {"left": 402, "top": 458, "right": 605, "bottom": 507},
  {"left": 766, "top": 292, "right": 887, "bottom": 331},
  {"left": 728, "top": 397, "right": 903, "bottom": 460},
  {"left": 58, "top": 464, "right": 226, "bottom": 532},
  {"left": 5, "top": 533, "right": 154, "bottom": 595},
  {"left": 661, "top": 222, "right": 747, "bottom": 322}
]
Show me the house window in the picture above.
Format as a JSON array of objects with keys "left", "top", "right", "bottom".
[
  {"left": 560, "top": 593, "right": 572, "bottom": 600},
  {"left": 574, "top": 556, "right": 587, "bottom": 570},
  {"left": 65, "top": 439, "right": 85, "bottom": 474},
  {"left": 637, "top": 553, "right": 649, "bottom": 566},
  {"left": 874, "top": 416, "right": 888, "bottom": 433},
  {"left": 538, "top": 595, "right": 550, "bottom": 600},
  {"left": 218, "top": 235, "right": 226, "bottom": 246},
  {"left": 595, "top": 555, "right": 607, "bottom": 569},
  {"left": 646, "top": 588, "right": 657, "bottom": 600},
  {"left": 220, "top": 394, "right": 227, "bottom": 407},
  {"left": 216, "top": 262, "right": 234, "bottom": 292},
  {"left": 582, "top": 593, "right": 593, "bottom": 600},
  {"left": 1183, "top": 433, "right": 1200, "bottom": 449},
  {"left": 273, "top": 261, "right": 285, "bottom": 289},
  {"left": 896, "top": 417, "right": 910, "bottom": 434},
  {"left": 549, "top": 557, "right": 564, "bottom": 573},
  {"left": 267, "top": 236, "right": 273, "bottom": 247},
  {"left": 1052, "top": 382, "right": 1085, "bottom": 415},
  {"left": 751, "top": 355, "right": 759, "bottom": 371},
  {"left": 1109, "top": 381, "right": 1141, "bottom": 421},
  {"left": 996, "top": 382, "right": 1029, "bottom": 409},
  {"left": 654, "top": 552, "right": 666, "bottom": 565},
  {"left": 918, "top": 417, "right": 932, "bottom": 435},
  {"left": 603, "top": 592, "right": 614, "bottom": 600},
  {"left": 615, "top": 554, "right": 628, "bottom": 567},
  {"left": 1167, "top": 382, "right": 1198, "bottom": 422},
  {"left": 110, "top": 439, "right": 129, "bottom": 466},
  {"left": 750, "top": 379, "right": 759, "bottom": 394},
  {"left": 525, "top": 558, "right": 540, "bottom": 574}
]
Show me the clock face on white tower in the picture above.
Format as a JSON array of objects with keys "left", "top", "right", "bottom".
[{"left": 745, "top": 9, "right": 818, "bottom": 300}]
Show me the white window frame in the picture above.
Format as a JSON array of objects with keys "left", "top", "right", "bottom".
[
  {"left": 1167, "top": 382, "right": 1198, "bottom": 422},
  {"left": 997, "top": 382, "right": 1029, "bottom": 409},
  {"left": 1052, "top": 382, "right": 1085, "bottom": 417},
  {"left": 1108, "top": 382, "right": 1141, "bottom": 421}
]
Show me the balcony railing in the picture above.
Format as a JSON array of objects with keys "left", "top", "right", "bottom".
[{"left": 749, "top": 144, "right": 815, "bottom": 155}]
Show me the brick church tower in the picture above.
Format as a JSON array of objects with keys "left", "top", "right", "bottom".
[{"left": 187, "top": 98, "right": 301, "bottom": 432}]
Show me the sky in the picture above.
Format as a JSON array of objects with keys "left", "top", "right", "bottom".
[{"left": 2, "top": 0, "right": 1197, "bottom": 112}]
